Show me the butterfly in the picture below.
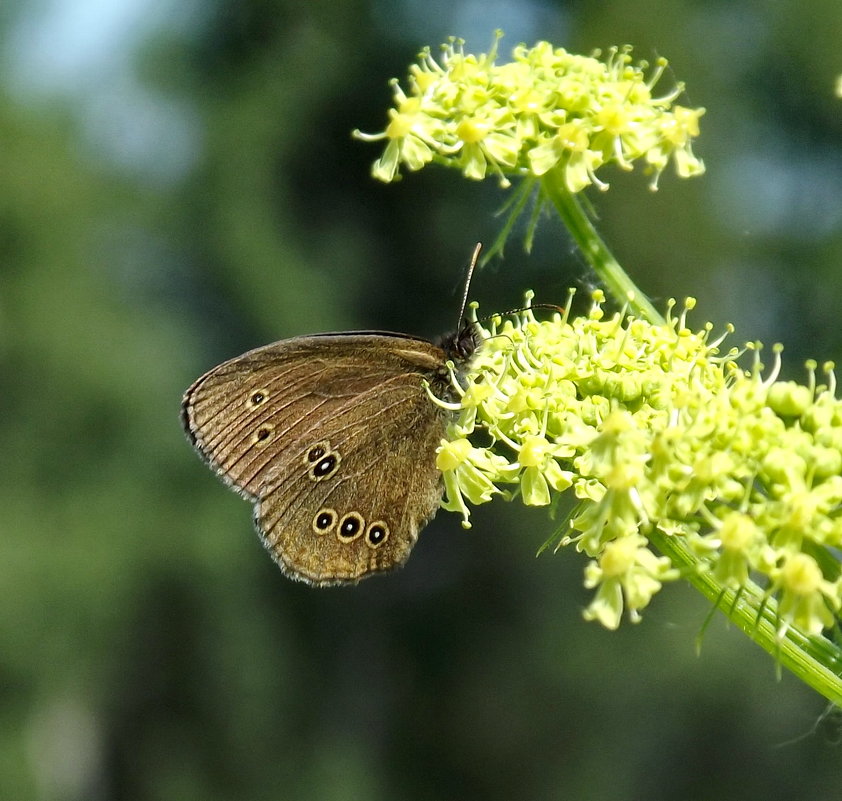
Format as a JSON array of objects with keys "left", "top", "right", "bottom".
[{"left": 181, "top": 248, "right": 482, "bottom": 585}]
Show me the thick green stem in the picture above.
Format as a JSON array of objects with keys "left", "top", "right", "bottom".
[
  {"left": 648, "top": 529, "right": 842, "bottom": 706},
  {"left": 540, "top": 172, "right": 665, "bottom": 325},
  {"left": 539, "top": 170, "right": 842, "bottom": 706}
]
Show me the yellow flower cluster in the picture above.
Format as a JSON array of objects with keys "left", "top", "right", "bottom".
[
  {"left": 355, "top": 35, "right": 705, "bottom": 191},
  {"left": 436, "top": 294, "right": 842, "bottom": 633}
]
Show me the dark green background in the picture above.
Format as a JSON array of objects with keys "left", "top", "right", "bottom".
[{"left": 2, "top": 1, "right": 841, "bottom": 799}]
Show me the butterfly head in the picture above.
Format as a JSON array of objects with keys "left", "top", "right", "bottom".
[{"left": 438, "top": 321, "right": 480, "bottom": 367}]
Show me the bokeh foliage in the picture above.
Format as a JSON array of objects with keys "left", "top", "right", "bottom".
[{"left": 2, "top": 1, "right": 841, "bottom": 799}]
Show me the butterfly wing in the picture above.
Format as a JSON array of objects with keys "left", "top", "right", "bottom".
[
  {"left": 256, "top": 369, "right": 449, "bottom": 584},
  {"left": 182, "top": 334, "right": 451, "bottom": 584}
]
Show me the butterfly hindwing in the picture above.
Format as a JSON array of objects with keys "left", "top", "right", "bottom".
[{"left": 256, "top": 370, "right": 448, "bottom": 583}]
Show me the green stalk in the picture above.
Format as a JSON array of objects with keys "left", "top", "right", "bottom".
[
  {"left": 649, "top": 529, "right": 842, "bottom": 705},
  {"left": 540, "top": 171, "right": 665, "bottom": 325},
  {"left": 540, "top": 170, "right": 842, "bottom": 706}
]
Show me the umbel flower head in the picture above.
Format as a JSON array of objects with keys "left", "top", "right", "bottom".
[
  {"left": 435, "top": 293, "right": 842, "bottom": 634},
  {"left": 354, "top": 34, "right": 705, "bottom": 191}
]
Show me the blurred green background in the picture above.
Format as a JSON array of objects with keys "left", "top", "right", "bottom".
[{"left": 2, "top": 1, "right": 841, "bottom": 799}]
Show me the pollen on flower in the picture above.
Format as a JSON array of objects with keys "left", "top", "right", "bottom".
[
  {"left": 386, "top": 113, "right": 416, "bottom": 140},
  {"left": 519, "top": 435, "right": 550, "bottom": 467},
  {"left": 355, "top": 34, "right": 705, "bottom": 191},
  {"left": 780, "top": 553, "right": 823, "bottom": 596},
  {"left": 583, "top": 534, "right": 678, "bottom": 628},
  {"left": 774, "top": 552, "right": 841, "bottom": 636},
  {"left": 436, "top": 437, "right": 473, "bottom": 471},
  {"left": 718, "top": 513, "right": 760, "bottom": 553},
  {"left": 604, "top": 462, "right": 644, "bottom": 491},
  {"left": 456, "top": 118, "right": 490, "bottom": 143},
  {"left": 599, "top": 536, "right": 640, "bottom": 577},
  {"left": 438, "top": 293, "right": 842, "bottom": 637}
]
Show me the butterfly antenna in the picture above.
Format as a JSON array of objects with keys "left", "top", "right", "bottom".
[
  {"left": 457, "top": 242, "right": 482, "bottom": 330},
  {"left": 485, "top": 303, "right": 564, "bottom": 321}
]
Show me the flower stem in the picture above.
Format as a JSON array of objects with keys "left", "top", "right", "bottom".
[
  {"left": 540, "top": 171, "right": 842, "bottom": 705},
  {"left": 540, "top": 172, "right": 665, "bottom": 325},
  {"left": 648, "top": 528, "right": 842, "bottom": 706}
]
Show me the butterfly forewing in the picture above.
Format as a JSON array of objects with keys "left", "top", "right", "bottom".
[{"left": 183, "top": 335, "right": 443, "bottom": 497}]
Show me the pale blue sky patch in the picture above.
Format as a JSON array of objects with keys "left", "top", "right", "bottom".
[{"left": 3, "top": 0, "right": 204, "bottom": 182}]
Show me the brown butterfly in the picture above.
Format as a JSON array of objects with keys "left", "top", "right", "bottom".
[{"left": 181, "top": 250, "right": 481, "bottom": 585}]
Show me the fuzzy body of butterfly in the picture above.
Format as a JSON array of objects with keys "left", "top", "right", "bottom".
[{"left": 181, "top": 320, "right": 480, "bottom": 585}]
